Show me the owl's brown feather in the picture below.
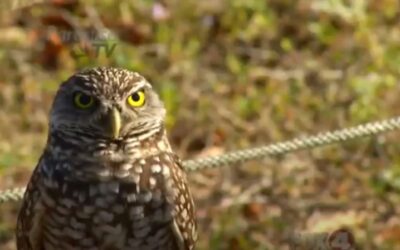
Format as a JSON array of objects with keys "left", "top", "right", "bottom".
[{"left": 17, "top": 163, "right": 46, "bottom": 250}]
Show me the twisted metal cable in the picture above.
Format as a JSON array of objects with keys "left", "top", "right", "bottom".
[
  {"left": 183, "top": 116, "right": 400, "bottom": 170},
  {"left": 0, "top": 187, "right": 26, "bottom": 204},
  {"left": 1, "top": 116, "right": 400, "bottom": 204}
]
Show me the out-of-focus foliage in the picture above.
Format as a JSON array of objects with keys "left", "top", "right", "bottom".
[{"left": 1, "top": 0, "right": 400, "bottom": 249}]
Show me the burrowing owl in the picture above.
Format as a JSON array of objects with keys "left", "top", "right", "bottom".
[{"left": 16, "top": 67, "right": 197, "bottom": 250}]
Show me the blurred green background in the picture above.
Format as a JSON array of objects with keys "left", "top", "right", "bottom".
[{"left": 1, "top": 0, "right": 400, "bottom": 249}]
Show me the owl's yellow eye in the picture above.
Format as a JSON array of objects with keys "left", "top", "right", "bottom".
[
  {"left": 73, "top": 92, "right": 95, "bottom": 109},
  {"left": 127, "top": 90, "right": 145, "bottom": 107}
]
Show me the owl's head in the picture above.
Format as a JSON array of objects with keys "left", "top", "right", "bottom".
[{"left": 49, "top": 67, "right": 166, "bottom": 144}]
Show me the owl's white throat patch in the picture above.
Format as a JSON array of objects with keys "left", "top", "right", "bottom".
[{"left": 95, "top": 141, "right": 129, "bottom": 163}]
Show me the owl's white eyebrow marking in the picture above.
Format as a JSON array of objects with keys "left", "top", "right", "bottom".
[
  {"left": 128, "top": 79, "right": 151, "bottom": 94},
  {"left": 70, "top": 87, "right": 94, "bottom": 97}
]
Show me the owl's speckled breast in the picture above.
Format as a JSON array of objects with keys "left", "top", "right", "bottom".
[{"left": 36, "top": 151, "right": 183, "bottom": 250}]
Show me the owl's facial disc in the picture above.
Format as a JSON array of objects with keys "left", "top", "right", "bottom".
[
  {"left": 92, "top": 85, "right": 165, "bottom": 141},
  {"left": 50, "top": 68, "right": 167, "bottom": 152}
]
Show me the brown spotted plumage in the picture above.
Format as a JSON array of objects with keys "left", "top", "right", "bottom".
[{"left": 16, "top": 67, "right": 197, "bottom": 250}]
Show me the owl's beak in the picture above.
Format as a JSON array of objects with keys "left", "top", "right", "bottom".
[{"left": 107, "top": 107, "right": 121, "bottom": 140}]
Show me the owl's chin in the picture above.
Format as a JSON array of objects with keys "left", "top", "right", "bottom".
[{"left": 94, "top": 149, "right": 129, "bottom": 163}]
